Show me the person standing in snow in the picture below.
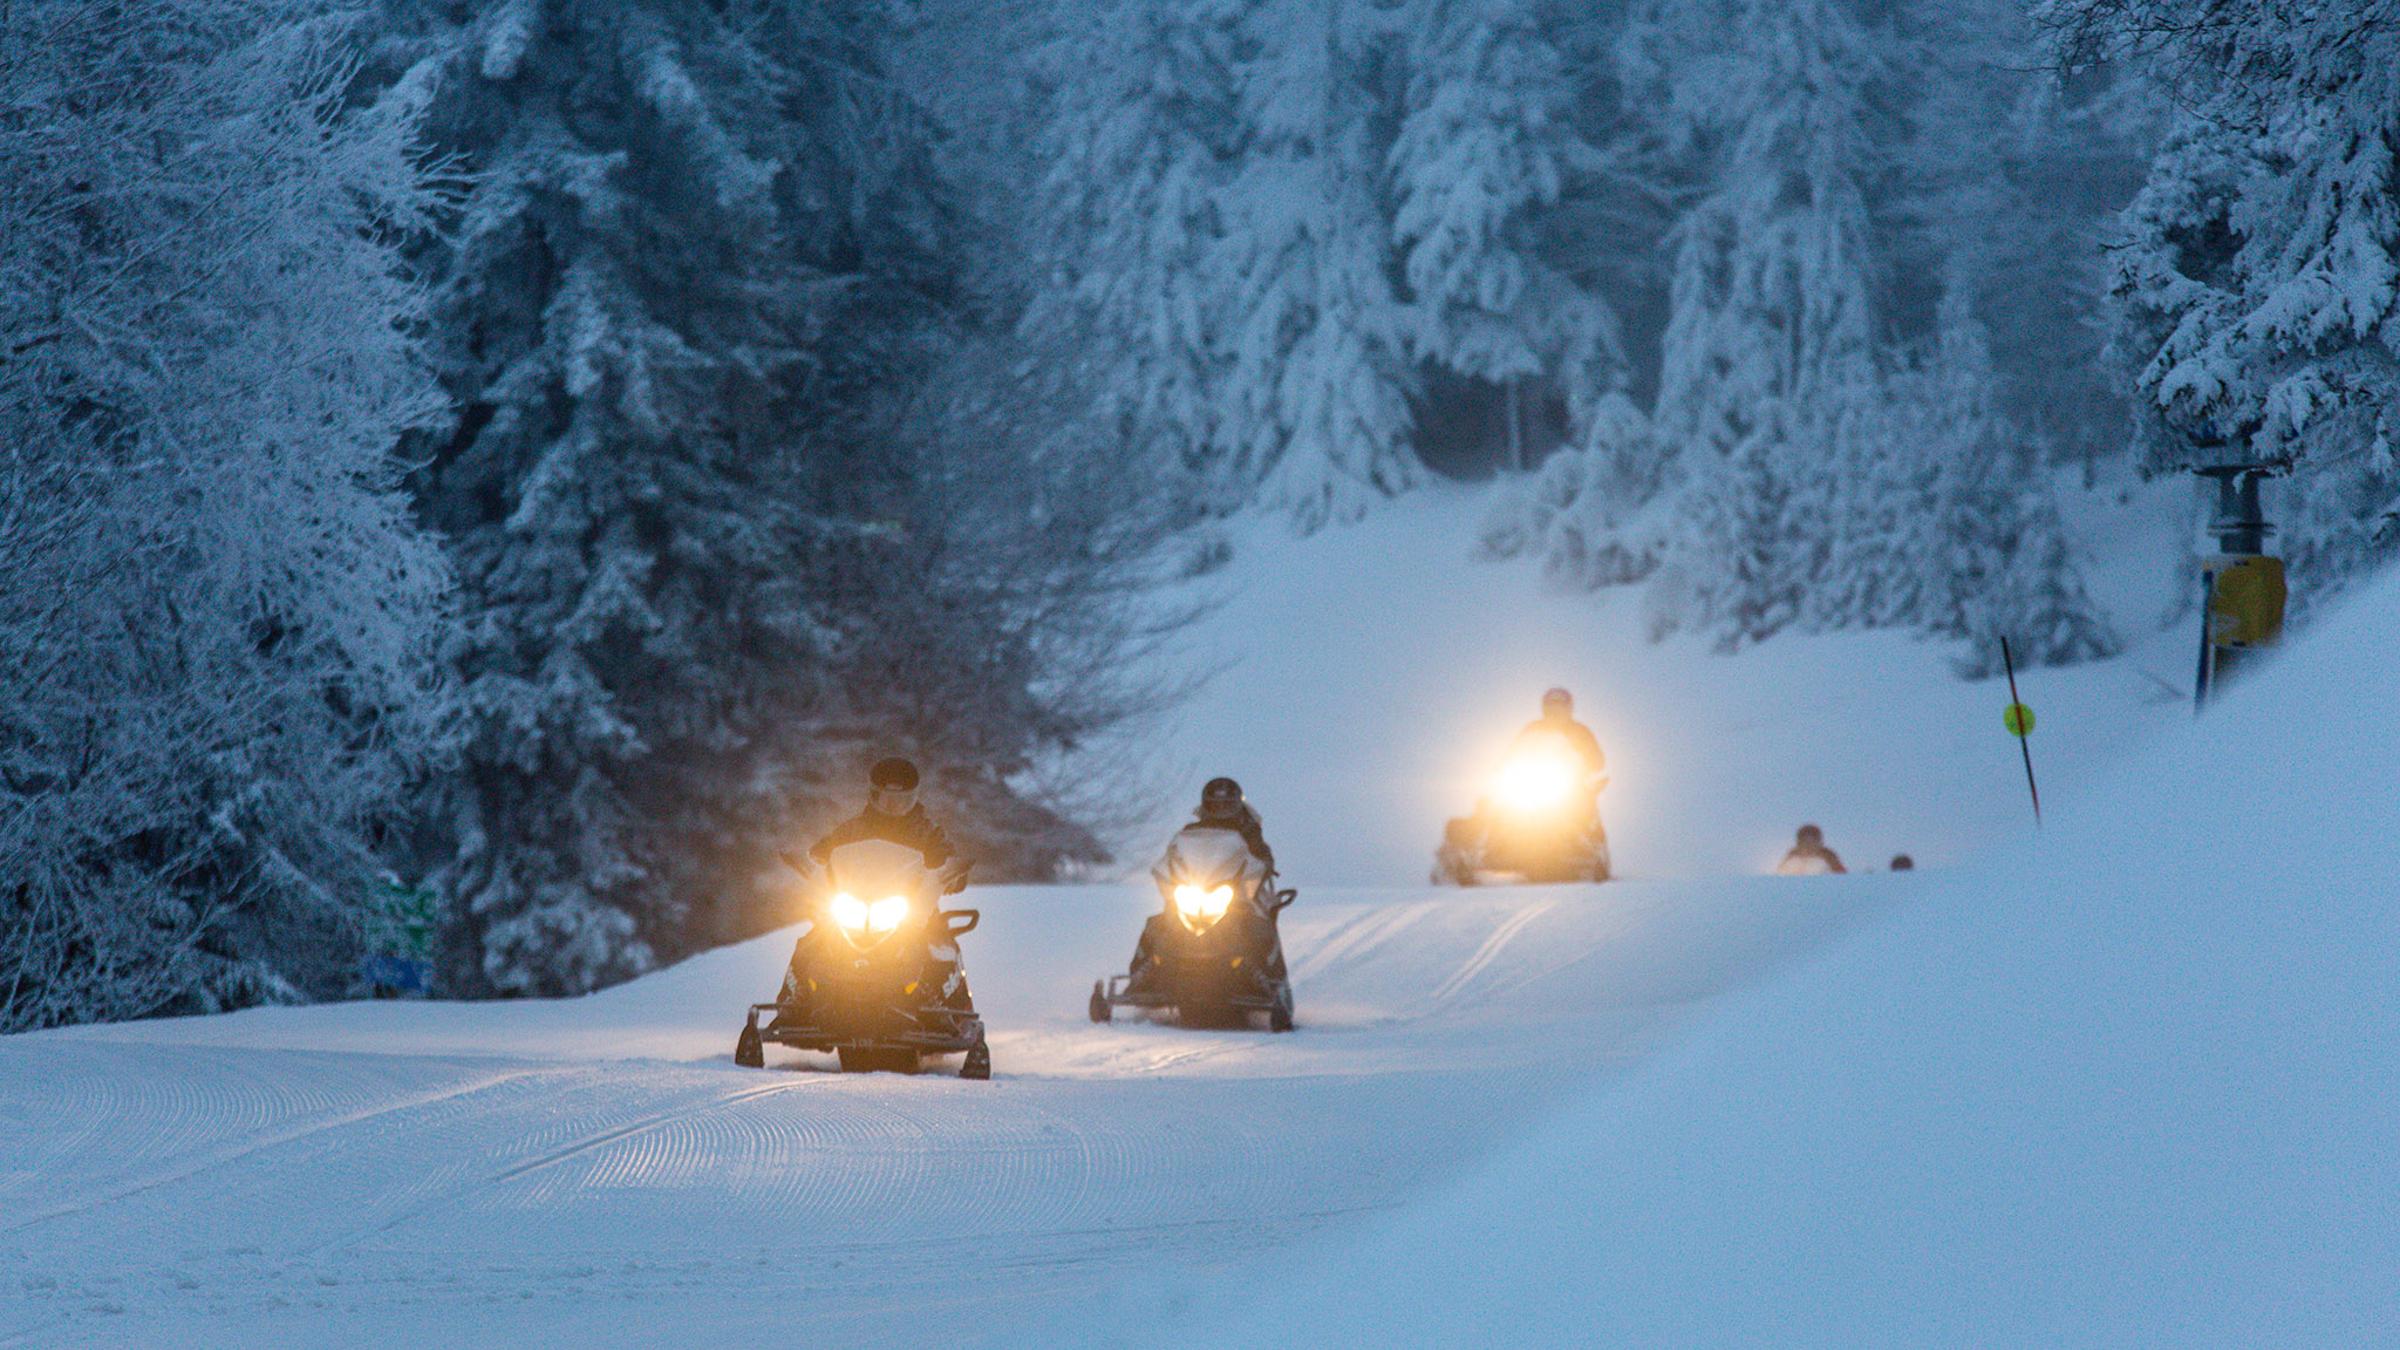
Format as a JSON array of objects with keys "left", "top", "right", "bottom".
[{"left": 1776, "top": 824, "right": 1848, "bottom": 876}]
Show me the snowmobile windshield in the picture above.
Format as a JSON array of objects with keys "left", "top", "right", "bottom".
[
  {"left": 823, "top": 838, "right": 938, "bottom": 947},
  {"left": 1164, "top": 826, "right": 1255, "bottom": 888},
  {"left": 1154, "top": 826, "right": 1263, "bottom": 934}
]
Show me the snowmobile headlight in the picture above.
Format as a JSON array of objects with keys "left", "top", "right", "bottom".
[
  {"left": 1495, "top": 752, "right": 1576, "bottom": 812},
  {"left": 829, "top": 892, "right": 869, "bottom": 931},
  {"left": 868, "top": 895, "right": 910, "bottom": 933},
  {"left": 1173, "top": 883, "right": 1235, "bottom": 926}
]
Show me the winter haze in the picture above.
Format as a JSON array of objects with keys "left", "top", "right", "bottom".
[{"left": 1, "top": 0, "right": 2391, "bottom": 1344}]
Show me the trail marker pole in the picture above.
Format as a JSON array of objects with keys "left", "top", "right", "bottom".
[{"left": 2000, "top": 636, "right": 2042, "bottom": 828}]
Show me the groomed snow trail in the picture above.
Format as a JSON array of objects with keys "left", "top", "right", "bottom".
[{"left": 2, "top": 877, "right": 1904, "bottom": 1345}]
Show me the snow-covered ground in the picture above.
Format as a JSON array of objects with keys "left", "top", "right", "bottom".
[
  {"left": 11, "top": 480, "right": 2303, "bottom": 1347},
  {"left": 1167, "top": 566, "right": 2400, "bottom": 1347},
  {"left": 1134, "top": 474, "right": 2194, "bottom": 884},
  {"left": 1, "top": 877, "right": 1907, "bottom": 1344}
]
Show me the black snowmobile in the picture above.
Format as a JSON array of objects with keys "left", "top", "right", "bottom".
[
  {"left": 1090, "top": 825, "right": 1295, "bottom": 1031},
  {"left": 735, "top": 838, "right": 991, "bottom": 1078},
  {"left": 1433, "top": 734, "right": 1611, "bottom": 885}
]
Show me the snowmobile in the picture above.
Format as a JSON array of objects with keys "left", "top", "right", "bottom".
[
  {"left": 1433, "top": 734, "right": 1611, "bottom": 885},
  {"left": 1089, "top": 825, "right": 1296, "bottom": 1031},
  {"left": 735, "top": 838, "right": 991, "bottom": 1078}
]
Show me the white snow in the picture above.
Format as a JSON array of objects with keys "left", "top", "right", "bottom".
[
  {"left": 1135, "top": 480, "right": 2193, "bottom": 886},
  {"left": 1167, "top": 566, "right": 2400, "bottom": 1345},
  {"left": 9, "top": 482, "right": 2330, "bottom": 1347}
]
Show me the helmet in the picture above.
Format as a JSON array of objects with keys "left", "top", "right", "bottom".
[
  {"left": 1796, "top": 823, "right": 1824, "bottom": 847},
  {"left": 869, "top": 757, "right": 920, "bottom": 791},
  {"left": 1199, "top": 776, "right": 1243, "bottom": 820},
  {"left": 1889, "top": 854, "right": 1915, "bottom": 872},
  {"left": 1541, "top": 687, "right": 1573, "bottom": 713}
]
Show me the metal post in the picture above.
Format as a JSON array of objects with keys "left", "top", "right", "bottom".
[
  {"left": 2001, "top": 637, "right": 2042, "bottom": 828},
  {"left": 2191, "top": 455, "right": 2289, "bottom": 705}
]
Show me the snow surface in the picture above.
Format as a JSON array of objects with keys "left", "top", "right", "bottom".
[
  {"left": 1162, "top": 568, "right": 2400, "bottom": 1346},
  {"left": 3, "top": 483, "right": 2247, "bottom": 1346},
  {"left": 0, "top": 878, "right": 1905, "bottom": 1344},
  {"left": 1135, "top": 479, "right": 2193, "bottom": 885}
]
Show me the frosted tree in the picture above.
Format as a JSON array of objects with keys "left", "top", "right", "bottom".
[
  {"left": 1020, "top": 0, "right": 1240, "bottom": 478},
  {"left": 370, "top": 0, "right": 955, "bottom": 995},
  {"left": 1897, "top": 0, "right": 2157, "bottom": 482},
  {"left": 1628, "top": 0, "right": 1886, "bottom": 645},
  {"left": 1390, "top": 0, "right": 1618, "bottom": 430},
  {"left": 1478, "top": 392, "right": 1671, "bottom": 588},
  {"left": 2040, "top": 0, "right": 2400, "bottom": 602},
  {"left": 0, "top": 4, "right": 452, "bottom": 1030},
  {"left": 1894, "top": 292, "right": 2119, "bottom": 671},
  {"left": 1209, "top": 0, "right": 1421, "bottom": 529}
]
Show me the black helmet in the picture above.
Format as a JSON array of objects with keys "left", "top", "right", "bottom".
[
  {"left": 1797, "top": 823, "right": 1824, "bottom": 847},
  {"left": 1542, "top": 687, "right": 1573, "bottom": 712},
  {"left": 1199, "top": 776, "right": 1243, "bottom": 819},
  {"left": 1889, "top": 854, "right": 1915, "bottom": 872},
  {"left": 870, "top": 757, "right": 920, "bottom": 791}
]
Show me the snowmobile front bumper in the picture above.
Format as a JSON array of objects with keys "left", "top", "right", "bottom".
[
  {"left": 1097, "top": 964, "right": 1284, "bottom": 1013},
  {"left": 744, "top": 1001, "right": 984, "bottom": 1056}
]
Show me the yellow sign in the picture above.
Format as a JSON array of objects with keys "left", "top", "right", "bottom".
[
  {"left": 2207, "top": 555, "right": 2287, "bottom": 648},
  {"left": 2003, "top": 703, "right": 2035, "bottom": 738}
]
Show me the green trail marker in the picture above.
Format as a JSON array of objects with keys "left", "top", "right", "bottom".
[{"left": 2000, "top": 637, "right": 2042, "bottom": 827}]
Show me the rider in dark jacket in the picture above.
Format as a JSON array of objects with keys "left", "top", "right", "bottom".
[
  {"left": 802, "top": 757, "right": 956, "bottom": 872},
  {"left": 1188, "top": 776, "right": 1273, "bottom": 871},
  {"left": 1513, "top": 687, "right": 1607, "bottom": 781}
]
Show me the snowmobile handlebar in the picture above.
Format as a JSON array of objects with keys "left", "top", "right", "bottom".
[{"left": 940, "top": 908, "right": 980, "bottom": 935}]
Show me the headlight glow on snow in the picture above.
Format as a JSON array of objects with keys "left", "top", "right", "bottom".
[
  {"left": 1172, "top": 882, "right": 1234, "bottom": 928},
  {"left": 868, "top": 895, "right": 910, "bottom": 933},
  {"left": 830, "top": 892, "right": 869, "bottom": 931},
  {"left": 1495, "top": 751, "right": 1577, "bottom": 812}
]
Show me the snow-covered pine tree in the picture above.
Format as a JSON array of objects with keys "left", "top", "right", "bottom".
[
  {"left": 0, "top": 3, "right": 452, "bottom": 1030},
  {"left": 371, "top": 0, "right": 954, "bottom": 995},
  {"left": 1904, "top": 291, "right": 2118, "bottom": 673},
  {"left": 1212, "top": 0, "right": 1420, "bottom": 530},
  {"left": 1630, "top": 0, "right": 1886, "bottom": 646},
  {"left": 1390, "top": 0, "right": 1616, "bottom": 423},
  {"left": 2041, "top": 0, "right": 2400, "bottom": 602},
  {"left": 1020, "top": 0, "right": 1240, "bottom": 482},
  {"left": 1896, "top": 0, "right": 2156, "bottom": 483}
]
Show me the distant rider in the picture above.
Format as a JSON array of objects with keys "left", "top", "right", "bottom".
[
  {"left": 1187, "top": 776, "right": 1274, "bottom": 872},
  {"left": 801, "top": 756, "right": 959, "bottom": 878},
  {"left": 1776, "top": 824, "right": 1848, "bottom": 876},
  {"left": 1512, "top": 687, "right": 1606, "bottom": 783}
]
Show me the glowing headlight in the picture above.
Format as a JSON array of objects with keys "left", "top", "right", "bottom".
[
  {"left": 829, "top": 892, "right": 869, "bottom": 930},
  {"left": 1173, "top": 883, "right": 1234, "bottom": 923},
  {"left": 1495, "top": 752, "right": 1576, "bottom": 812},
  {"left": 868, "top": 895, "right": 910, "bottom": 933}
]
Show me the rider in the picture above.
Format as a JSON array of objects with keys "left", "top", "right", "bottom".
[
  {"left": 804, "top": 756, "right": 957, "bottom": 873},
  {"left": 1776, "top": 824, "right": 1848, "bottom": 876},
  {"left": 1512, "top": 687, "right": 1606, "bottom": 782},
  {"left": 1126, "top": 778, "right": 1279, "bottom": 989},
  {"left": 776, "top": 757, "right": 968, "bottom": 1016},
  {"left": 1187, "top": 776, "right": 1274, "bottom": 872}
]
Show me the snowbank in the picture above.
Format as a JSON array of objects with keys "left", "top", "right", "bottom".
[{"left": 1194, "top": 573, "right": 2400, "bottom": 1344}]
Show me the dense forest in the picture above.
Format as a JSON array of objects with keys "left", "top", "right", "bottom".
[{"left": 4, "top": 0, "right": 2394, "bottom": 1028}]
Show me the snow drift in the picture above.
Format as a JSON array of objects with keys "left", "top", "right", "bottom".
[{"left": 1197, "top": 575, "right": 2400, "bottom": 1345}]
